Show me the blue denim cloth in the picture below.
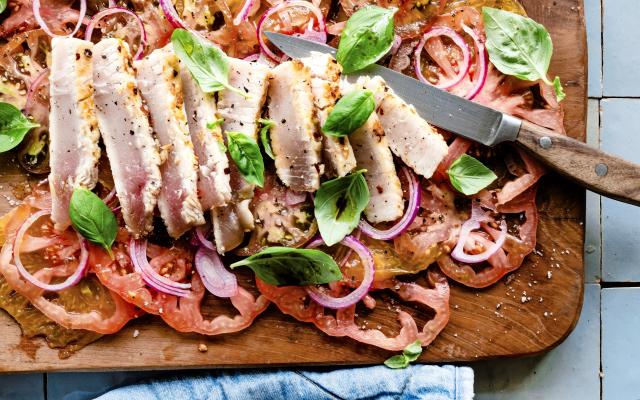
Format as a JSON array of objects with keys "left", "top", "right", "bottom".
[{"left": 95, "top": 365, "right": 474, "bottom": 400}]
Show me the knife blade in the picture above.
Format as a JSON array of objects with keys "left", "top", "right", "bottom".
[
  {"left": 265, "top": 31, "right": 640, "bottom": 207},
  {"left": 265, "top": 31, "right": 521, "bottom": 147}
]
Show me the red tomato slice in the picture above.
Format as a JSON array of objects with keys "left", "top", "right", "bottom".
[
  {"left": 257, "top": 270, "right": 450, "bottom": 351},
  {"left": 0, "top": 204, "right": 140, "bottom": 334},
  {"left": 438, "top": 187, "right": 538, "bottom": 288}
]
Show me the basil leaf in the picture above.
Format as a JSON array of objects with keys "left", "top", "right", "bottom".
[
  {"left": 447, "top": 154, "right": 497, "bottom": 196},
  {"left": 336, "top": 6, "right": 396, "bottom": 74},
  {"left": 314, "top": 170, "right": 369, "bottom": 246},
  {"left": 384, "top": 340, "right": 423, "bottom": 369},
  {"left": 553, "top": 76, "right": 566, "bottom": 102},
  {"left": 402, "top": 340, "right": 422, "bottom": 362},
  {"left": 0, "top": 0, "right": 7, "bottom": 13},
  {"left": 383, "top": 355, "right": 409, "bottom": 369},
  {"left": 226, "top": 131, "right": 264, "bottom": 187},
  {"left": 258, "top": 118, "right": 275, "bottom": 160},
  {"left": 482, "top": 7, "right": 565, "bottom": 102},
  {"left": 230, "top": 247, "right": 342, "bottom": 286},
  {"left": 207, "top": 118, "right": 224, "bottom": 129},
  {"left": 69, "top": 188, "right": 118, "bottom": 257},
  {"left": 0, "top": 102, "right": 39, "bottom": 153},
  {"left": 322, "top": 89, "right": 375, "bottom": 137},
  {"left": 171, "top": 29, "right": 243, "bottom": 96}
]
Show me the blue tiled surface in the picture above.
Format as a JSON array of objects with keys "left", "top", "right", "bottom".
[
  {"left": 474, "top": 284, "right": 601, "bottom": 400},
  {"left": 601, "top": 99, "right": 640, "bottom": 282},
  {"left": 602, "top": 288, "right": 640, "bottom": 400},
  {"left": 0, "top": 374, "right": 44, "bottom": 400},
  {"left": 603, "top": 0, "right": 640, "bottom": 96},
  {"left": 585, "top": 0, "right": 602, "bottom": 97}
]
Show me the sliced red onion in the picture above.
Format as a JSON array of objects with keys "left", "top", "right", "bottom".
[
  {"left": 84, "top": 7, "right": 147, "bottom": 60},
  {"left": 129, "top": 239, "right": 191, "bottom": 297},
  {"left": 195, "top": 246, "right": 238, "bottom": 297},
  {"left": 257, "top": 0, "right": 327, "bottom": 62},
  {"left": 33, "top": 0, "right": 87, "bottom": 38},
  {"left": 13, "top": 210, "right": 89, "bottom": 292},
  {"left": 284, "top": 189, "right": 307, "bottom": 206},
  {"left": 24, "top": 68, "right": 49, "bottom": 116},
  {"left": 233, "top": 0, "right": 255, "bottom": 25},
  {"left": 451, "top": 202, "right": 507, "bottom": 264},
  {"left": 358, "top": 167, "right": 421, "bottom": 240},
  {"left": 243, "top": 53, "right": 260, "bottom": 62},
  {"left": 194, "top": 225, "right": 216, "bottom": 251},
  {"left": 305, "top": 235, "right": 374, "bottom": 309},
  {"left": 102, "top": 188, "right": 116, "bottom": 204},
  {"left": 462, "top": 24, "right": 488, "bottom": 100},
  {"left": 390, "top": 34, "right": 401, "bottom": 55},
  {"left": 414, "top": 26, "right": 471, "bottom": 90}
]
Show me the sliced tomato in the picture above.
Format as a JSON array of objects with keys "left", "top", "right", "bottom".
[
  {"left": 158, "top": 273, "right": 269, "bottom": 335},
  {"left": 0, "top": 203, "right": 140, "bottom": 334},
  {"left": 91, "top": 231, "right": 270, "bottom": 335},
  {"left": 393, "top": 182, "right": 465, "bottom": 271},
  {"left": 438, "top": 187, "right": 538, "bottom": 288},
  {"left": 236, "top": 171, "right": 317, "bottom": 256},
  {"left": 257, "top": 269, "right": 450, "bottom": 351},
  {"left": 496, "top": 148, "right": 546, "bottom": 206}
]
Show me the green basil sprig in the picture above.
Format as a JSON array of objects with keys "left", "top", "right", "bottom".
[
  {"left": 336, "top": 6, "right": 396, "bottom": 74},
  {"left": 384, "top": 340, "right": 422, "bottom": 369},
  {"left": 314, "top": 170, "right": 369, "bottom": 246},
  {"left": 447, "top": 154, "right": 497, "bottom": 196},
  {"left": 226, "top": 131, "right": 265, "bottom": 187},
  {"left": 482, "top": 7, "right": 565, "bottom": 102},
  {"left": 0, "top": 102, "right": 40, "bottom": 153},
  {"left": 258, "top": 118, "right": 275, "bottom": 160},
  {"left": 0, "top": 0, "right": 7, "bottom": 13},
  {"left": 171, "top": 29, "right": 243, "bottom": 96},
  {"left": 230, "top": 247, "right": 342, "bottom": 286},
  {"left": 207, "top": 118, "right": 224, "bottom": 129},
  {"left": 69, "top": 188, "right": 118, "bottom": 257},
  {"left": 322, "top": 89, "right": 375, "bottom": 137}
]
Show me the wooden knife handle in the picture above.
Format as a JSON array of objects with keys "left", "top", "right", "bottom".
[{"left": 515, "top": 120, "right": 640, "bottom": 206}]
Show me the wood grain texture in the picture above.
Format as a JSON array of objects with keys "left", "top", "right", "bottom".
[
  {"left": 0, "top": 0, "right": 587, "bottom": 372},
  {"left": 517, "top": 120, "right": 640, "bottom": 205}
]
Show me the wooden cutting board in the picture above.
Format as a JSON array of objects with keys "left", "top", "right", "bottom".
[{"left": 0, "top": 0, "right": 586, "bottom": 372}]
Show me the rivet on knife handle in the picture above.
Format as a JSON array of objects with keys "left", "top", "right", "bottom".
[{"left": 516, "top": 120, "right": 640, "bottom": 206}]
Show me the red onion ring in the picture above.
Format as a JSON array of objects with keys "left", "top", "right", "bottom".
[
  {"left": 24, "top": 68, "right": 49, "bottom": 117},
  {"left": 414, "top": 26, "right": 471, "bottom": 90},
  {"left": 84, "top": 7, "right": 148, "bottom": 60},
  {"left": 195, "top": 246, "right": 238, "bottom": 297},
  {"left": 305, "top": 235, "right": 374, "bottom": 309},
  {"left": 33, "top": 0, "right": 87, "bottom": 38},
  {"left": 451, "top": 202, "right": 507, "bottom": 264},
  {"left": 390, "top": 34, "right": 401, "bottom": 55},
  {"left": 462, "top": 24, "right": 488, "bottom": 100},
  {"left": 233, "top": 0, "right": 256, "bottom": 25},
  {"left": 194, "top": 225, "right": 216, "bottom": 251},
  {"left": 243, "top": 53, "right": 260, "bottom": 62},
  {"left": 284, "top": 189, "right": 307, "bottom": 206},
  {"left": 358, "top": 167, "right": 421, "bottom": 240},
  {"left": 102, "top": 188, "right": 116, "bottom": 204},
  {"left": 257, "top": 0, "right": 327, "bottom": 62},
  {"left": 129, "top": 239, "right": 191, "bottom": 297},
  {"left": 13, "top": 210, "right": 89, "bottom": 292}
]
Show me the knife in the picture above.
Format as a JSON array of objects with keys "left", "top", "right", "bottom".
[{"left": 266, "top": 32, "right": 640, "bottom": 206}]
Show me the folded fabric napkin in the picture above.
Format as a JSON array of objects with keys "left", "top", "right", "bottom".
[{"left": 95, "top": 365, "right": 474, "bottom": 400}]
